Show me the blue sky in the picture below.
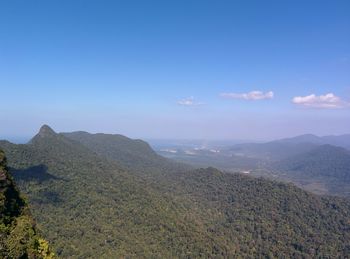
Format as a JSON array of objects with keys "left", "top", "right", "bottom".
[{"left": 0, "top": 0, "right": 349, "bottom": 141}]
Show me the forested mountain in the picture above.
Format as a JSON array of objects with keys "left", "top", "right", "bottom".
[
  {"left": 62, "top": 130, "right": 190, "bottom": 174},
  {"left": 227, "top": 133, "right": 350, "bottom": 161},
  {"left": 0, "top": 126, "right": 202, "bottom": 257},
  {"left": 274, "top": 134, "right": 326, "bottom": 144},
  {"left": 0, "top": 150, "right": 54, "bottom": 258},
  {"left": 275, "top": 134, "right": 350, "bottom": 150},
  {"left": 273, "top": 145, "right": 350, "bottom": 196},
  {"left": 1, "top": 125, "right": 350, "bottom": 257},
  {"left": 275, "top": 145, "right": 350, "bottom": 180},
  {"left": 321, "top": 134, "right": 350, "bottom": 150}
]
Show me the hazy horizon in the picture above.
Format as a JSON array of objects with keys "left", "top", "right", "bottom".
[
  {"left": 1, "top": 1, "right": 349, "bottom": 140},
  {"left": 1, "top": 123, "right": 349, "bottom": 145}
]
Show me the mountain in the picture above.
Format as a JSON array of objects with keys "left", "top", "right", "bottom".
[
  {"left": 62, "top": 131, "right": 190, "bottom": 174},
  {"left": 276, "top": 145, "right": 350, "bottom": 180},
  {"left": 1, "top": 125, "right": 350, "bottom": 257},
  {"left": 227, "top": 133, "right": 350, "bottom": 161},
  {"left": 275, "top": 134, "right": 350, "bottom": 150},
  {"left": 274, "top": 145, "right": 350, "bottom": 196},
  {"left": 0, "top": 149, "right": 54, "bottom": 258},
  {"left": 160, "top": 136, "right": 350, "bottom": 197},
  {"left": 274, "top": 134, "right": 325, "bottom": 144},
  {"left": 0, "top": 126, "right": 209, "bottom": 257},
  {"left": 322, "top": 134, "right": 350, "bottom": 150},
  {"left": 159, "top": 147, "right": 262, "bottom": 172}
]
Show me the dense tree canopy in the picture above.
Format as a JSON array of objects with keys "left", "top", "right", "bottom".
[
  {"left": 0, "top": 150, "right": 54, "bottom": 258},
  {"left": 1, "top": 125, "right": 350, "bottom": 258}
]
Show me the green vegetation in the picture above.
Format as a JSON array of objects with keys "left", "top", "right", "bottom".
[
  {"left": 63, "top": 130, "right": 191, "bottom": 174},
  {"left": 276, "top": 145, "right": 350, "bottom": 180},
  {"left": 163, "top": 137, "right": 350, "bottom": 197},
  {"left": 1, "top": 125, "right": 350, "bottom": 257},
  {"left": 274, "top": 144, "right": 350, "bottom": 197},
  {"left": 0, "top": 149, "right": 54, "bottom": 258},
  {"left": 169, "top": 167, "right": 350, "bottom": 257}
]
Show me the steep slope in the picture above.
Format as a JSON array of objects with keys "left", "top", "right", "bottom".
[
  {"left": 63, "top": 131, "right": 190, "bottom": 174},
  {"left": 1, "top": 125, "right": 350, "bottom": 258},
  {"left": 170, "top": 167, "right": 350, "bottom": 257},
  {"left": 0, "top": 126, "right": 226, "bottom": 258},
  {"left": 274, "top": 145, "right": 350, "bottom": 196},
  {"left": 0, "top": 150, "right": 53, "bottom": 258}
]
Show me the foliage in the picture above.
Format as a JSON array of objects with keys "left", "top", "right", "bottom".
[
  {"left": 63, "top": 130, "right": 191, "bottom": 175},
  {"left": 274, "top": 144, "right": 350, "bottom": 196},
  {"left": 165, "top": 139, "right": 350, "bottom": 197},
  {"left": 1, "top": 125, "right": 350, "bottom": 258},
  {"left": 36, "top": 238, "right": 55, "bottom": 259},
  {"left": 0, "top": 149, "right": 54, "bottom": 258}
]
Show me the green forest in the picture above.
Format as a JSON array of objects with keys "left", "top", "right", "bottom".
[
  {"left": 0, "top": 125, "right": 350, "bottom": 258},
  {"left": 0, "top": 150, "right": 54, "bottom": 258}
]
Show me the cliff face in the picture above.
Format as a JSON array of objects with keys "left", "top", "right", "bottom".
[{"left": 0, "top": 150, "right": 53, "bottom": 258}]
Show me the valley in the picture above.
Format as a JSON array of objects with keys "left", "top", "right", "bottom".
[{"left": 153, "top": 134, "right": 350, "bottom": 197}]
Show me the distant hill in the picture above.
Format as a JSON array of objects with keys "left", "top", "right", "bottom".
[
  {"left": 159, "top": 148, "right": 262, "bottom": 171},
  {"left": 322, "top": 134, "right": 350, "bottom": 150},
  {"left": 0, "top": 149, "right": 54, "bottom": 258},
  {"left": 160, "top": 135, "right": 350, "bottom": 197},
  {"left": 228, "top": 142, "right": 318, "bottom": 161},
  {"left": 273, "top": 145, "right": 350, "bottom": 196},
  {"left": 227, "top": 133, "right": 350, "bottom": 161},
  {"left": 275, "top": 134, "right": 350, "bottom": 149},
  {"left": 275, "top": 145, "right": 350, "bottom": 180},
  {"left": 274, "top": 134, "right": 326, "bottom": 144},
  {"left": 1, "top": 125, "right": 350, "bottom": 257}
]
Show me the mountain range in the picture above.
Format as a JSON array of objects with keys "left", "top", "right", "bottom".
[
  {"left": 157, "top": 133, "right": 350, "bottom": 197},
  {"left": 1, "top": 125, "right": 350, "bottom": 257},
  {"left": 227, "top": 133, "right": 350, "bottom": 160},
  {"left": 275, "top": 134, "right": 350, "bottom": 149}
]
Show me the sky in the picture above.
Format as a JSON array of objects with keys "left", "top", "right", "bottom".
[{"left": 0, "top": 0, "right": 349, "bottom": 141}]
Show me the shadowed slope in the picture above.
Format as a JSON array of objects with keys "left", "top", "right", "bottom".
[
  {"left": 0, "top": 150, "right": 54, "bottom": 258},
  {"left": 0, "top": 126, "right": 222, "bottom": 257}
]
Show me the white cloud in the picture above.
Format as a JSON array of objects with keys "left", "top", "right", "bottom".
[
  {"left": 220, "top": 91, "right": 274, "bottom": 100},
  {"left": 177, "top": 97, "right": 204, "bottom": 106},
  {"left": 292, "top": 93, "right": 349, "bottom": 109}
]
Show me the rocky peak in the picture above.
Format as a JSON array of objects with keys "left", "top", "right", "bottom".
[{"left": 38, "top": 124, "right": 56, "bottom": 136}]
